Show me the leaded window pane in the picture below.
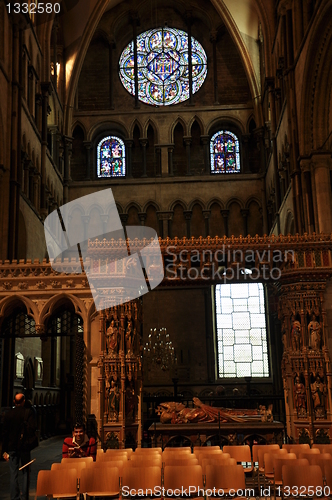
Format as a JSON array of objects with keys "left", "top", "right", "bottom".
[{"left": 215, "top": 283, "right": 269, "bottom": 378}]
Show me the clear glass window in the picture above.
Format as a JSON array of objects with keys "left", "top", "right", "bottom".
[{"left": 215, "top": 283, "right": 269, "bottom": 377}]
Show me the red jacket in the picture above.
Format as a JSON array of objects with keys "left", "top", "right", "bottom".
[{"left": 62, "top": 435, "right": 97, "bottom": 461}]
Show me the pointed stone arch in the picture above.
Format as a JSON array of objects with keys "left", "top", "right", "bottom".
[{"left": 0, "top": 295, "right": 39, "bottom": 328}]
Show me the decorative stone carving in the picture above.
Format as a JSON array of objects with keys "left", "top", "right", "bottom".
[
  {"left": 311, "top": 374, "right": 327, "bottom": 418},
  {"left": 308, "top": 314, "right": 322, "bottom": 350},
  {"left": 294, "top": 375, "right": 307, "bottom": 418}
]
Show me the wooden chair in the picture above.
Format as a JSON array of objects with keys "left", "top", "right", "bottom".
[
  {"left": 298, "top": 451, "right": 320, "bottom": 464},
  {"left": 194, "top": 446, "right": 220, "bottom": 452},
  {"left": 80, "top": 466, "right": 120, "bottom": 497},
  {"left": 163, "top": 446, "right": 191, "bottom": 453},
  {"left": 134, "top": 447, "right": 162, "bottom": 455},
  {"left": 163, "top": 457, "right": 199, "bottom": 467},
  {"left": 122, "top": 465, "right": 162, "bottom": 497},
  {"left": 272, "top": 453, "right": 299, "bottom": 495},
  {"left": 205, "top": 464, "right": 246, "bottom": 496},
  {"left": 252, "top": 444, "right": 280, "bottom": 467},
  {"left": 290, "top": 446, "right": 320, "bottom": 458},
  {"left": 311, "top": 444, "right": 326, "bottom": 452},
  {"left": 163, "top": 450, "right": 193, "bottom": 461},
  {"left": 195, "top": 449, "right": 223, "bottom": 461},
  {"left": 51, "top": 460, "right": 86, "bottom": 478},
  {"left": 61, "top": 456, "right": 93, "bottom": 465},
  {"left": 222, "top": 445, "right": 253, "bottom": 473},
  {"left": 87, "top": 459, "right": 125, "bottom": 474},
  {"left": 201, "top": 457, "right": 236, "bottom": 475},
  {"left": 199, "top": 452, "right": 230, "bottom": 466},
  {"left": 323, "top": 445, "right": 332, "bottom": 456},
  {"left": 262, "top": 449, "right": 288, "bottom": 487},
  {"left": 282, "top": 464, "right": 323, "bottom": 497},
  {"left": 310, "top": 453, "right": 332, "bottom": 474},
  {"left": 97, "top": 452, "right": 128, "bottom": 462},
  {"left": 35, "top": 469, "right": 78, "bottom": 499},
  {"left": 126, "top": 458, "right": 162, "bottom": 468},
  {"left": 163, "top": 465, "right": 204, "bottom": 498},
  {"left": 324, "top": 464, "right": 332, "bottom": 489},
  {"left": 282, "top": 444, "right": 310, "bottom": 453}
]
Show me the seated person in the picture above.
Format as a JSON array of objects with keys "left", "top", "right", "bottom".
[{"left": 62, "top": 423, "right": 97, "bottom": 461}]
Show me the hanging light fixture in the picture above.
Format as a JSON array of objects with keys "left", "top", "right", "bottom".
[{"left": 143, "top": 327, "right": 176, "bottom": 371}]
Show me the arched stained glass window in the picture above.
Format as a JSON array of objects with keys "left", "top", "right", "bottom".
[
  {"left": 210, "top": 131, "right": 240, "bottom": 174},
  {"left": 119, "top": 27, "right": 207, "bottom": 106},
  {"left": 97, "top": 136, "right": 126, "bottom": 178}
]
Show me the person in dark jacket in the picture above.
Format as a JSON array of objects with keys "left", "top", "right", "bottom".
[
  {"left": 2, "top": 393, "right": 36, "bottom": 500},
  {"left": 62, "top": 423, "right": 97, "bottom": 461}
]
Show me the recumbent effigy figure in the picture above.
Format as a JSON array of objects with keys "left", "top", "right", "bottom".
[{"left": 156, "top": 398, "right": 273, "bottom": 424}]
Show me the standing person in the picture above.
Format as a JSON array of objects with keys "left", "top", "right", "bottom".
[
  {"left": 2, "top": 393, "right": 36, "bottom": 500},
  {"left": 62, "top": 423, "right": 97, "bottom": 461}
]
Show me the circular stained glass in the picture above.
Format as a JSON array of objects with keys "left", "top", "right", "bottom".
[{"left": 119, "top": 27, "right": 207, "bottom": 106}]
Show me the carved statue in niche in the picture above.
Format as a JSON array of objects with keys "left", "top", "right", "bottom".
[
  {"left": 107, "top": 378, "right": 120, "bottom": 422},
  {"left": 125, "top": 380, "right": 137, "bottom": 421},
  {"left": 291, "top": 318, "right": 302, "bottom": 351},
  {"left": 125, "top": 320, "right": 136, "bottom": 355},
  {"left": 311, "top": 374, "right": 327, "bottom": 418},
  {"left": 106, "top": 319, "right": 119, "bottom": 355},
  {"left": 294, "top": 374, "right": 307, "bottom": 417},
  {"left": 308, "top": 314, "right": 322, "bottom": 350}
]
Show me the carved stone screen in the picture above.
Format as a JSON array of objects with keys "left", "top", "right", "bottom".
[
  {"left": 119, "top": 27, "right": 207, "bottom": 106},
  {"left": 215, "top": 283, "right": 269, "bottom": 378}
]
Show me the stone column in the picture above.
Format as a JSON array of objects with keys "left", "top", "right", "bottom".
[
  {"left": 83, "top": 141, "right": 91, "bottom": 180},
  {"left": 266, "top": 78, "right": 281, "bottom": 221},
  {"left": 183, "top": 136, "right": 192, "bottom": 175},
  {"left": 241, "top": 209, "right": 249, "bottom": 236},
  {"left": 157, "top": 212, "right": 173, "bottom": 238},
  {"left": 300, "top": 158, "right": 315, "bottom": 234},
  {"left": 202, "top": 210, "right": 211, "bottom": 237},
  {"left": 40, "top": 82, "right": 51, "bottom": 220},
  {"left": 138, "top": 213, "right": 146, "bottom": 226},
  {"left": 311, "top": 154, "right": 332, "bottom": 233},
  {"left": 125, "top": 140, "right": 134, "bottom": 178},
  {"left": 120, "top": 214, "right": 128, "bottom": 227},
  {"left": 155, "top": 147, "right": 161, "bottom": 177},
  {"left": 201, "top": 135, "right": 210, "bottom": 174},
  {"left": 168, "top": 146, "right": 174, "bottom": 176},
  {"left": 241, "top": 134, "right": 250, "bottom": 173},
  {"left": 63, "top": 136, "right": 72, "bottom": 204},
  {"left": 221, "top": 209, "right": 229, "bottom": 237},
  {"left": 183, "top": 210, "right": 192, "bottom": 238},
  {"left": 140, "top": 138, "right": 148, "bottom": 177}
]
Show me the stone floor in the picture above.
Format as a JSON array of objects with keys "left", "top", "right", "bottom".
[{"left": 0, "top": 436, "right": 64, "bottom": 500}]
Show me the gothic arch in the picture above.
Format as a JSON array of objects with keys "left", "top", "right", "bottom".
[
  {"left": 226, "top": 197, "right": 245, "bottom": 210},
  {"left": 125, "top": 201, "right": 142, "bottom": 214},
  {"left": 87, "top": 120, "right": 128, "bottom": 143},
  {"left": 207, "top": 116, "right": 245, "bottom": 136},
  {"left": 129, "top": 119, "right": 143, "bottom": 139},
  {"left": 169, "top": 199, "right": 187, "bottom": 211},
  {"left": 188, "top": 115, "right": 205, "bottom": 136},
  {"left": 245, "top": 196, "right": 261, "bottom": 210},
  {"left": 39, "top": 293, "right": 87, "bottom": 329},
  {"left": 0, "top": 295, "right": 39, "bottom": 328},
  {"left": 143, "top": 119, "right": 158, "bottom": 142},
  {"left": 170, "top": 117, "right": 188, "bottom": 142},
  {"left": 143, "top": 200, "right": 160, "bottom": 213},
  {"left": 300, "top": 2, "right": 332, "bottom": 153},
  {"left": 72, "top": 121, "right": 87, "bottom": 139},
  {"left": 207, "top": 198, "right": 224, "bottom": 210},
  {"left": 188, "top": 198, "right": 206, "bottom": 211}
]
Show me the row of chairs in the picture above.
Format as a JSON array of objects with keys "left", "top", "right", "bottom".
[
  {"left": 36, "top": 463, "right": 246, "bottom": 498},
  {"left": 36, "top": 462, "right": 332, "bottom": 499}
]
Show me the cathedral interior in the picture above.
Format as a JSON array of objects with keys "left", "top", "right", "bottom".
[{"left": 0, "top": 0, "right": 332, "bottom": 449}]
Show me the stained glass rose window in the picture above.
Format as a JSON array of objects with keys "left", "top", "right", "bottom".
[
  {"left": 97, "top": 136, "right": 126, "bottom": 178},
  {"left": 210, "top": 131, "right": 240, "bottom": 174},
  {"left": 119, "top": 27, "right": 207, "bottom": 106}
]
